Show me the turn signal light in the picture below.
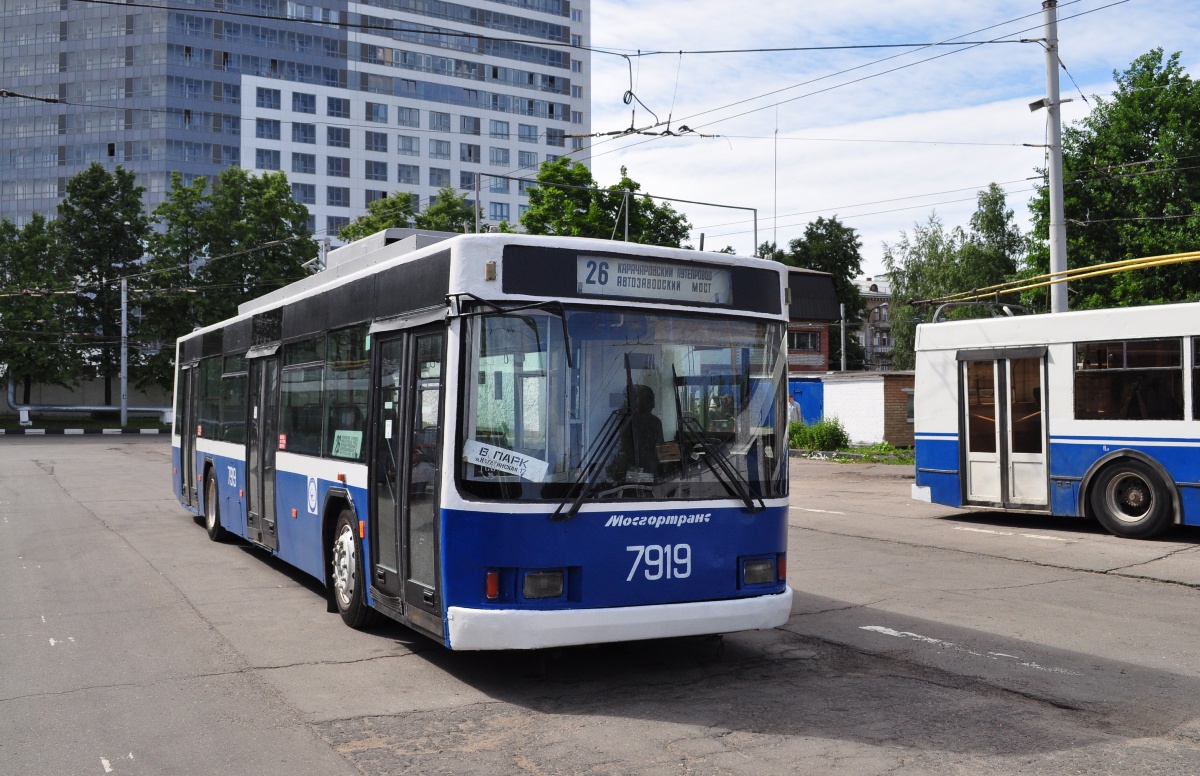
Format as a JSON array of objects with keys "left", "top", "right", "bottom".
[
  {"left": 777, "top": 553, "right": 787, "bottom": 582},
  {"left": 486, "top": 571, "right": 500, "bottom": 600}
]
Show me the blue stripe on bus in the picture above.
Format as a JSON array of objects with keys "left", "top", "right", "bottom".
[{"left": 914, "top": 436, "right": 1200, "bottom": 525}]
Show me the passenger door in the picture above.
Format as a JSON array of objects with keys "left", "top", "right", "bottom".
[
  {"left": 961, "top": 355, "right": 1047, "bottom": 508},
  {"left": 246, "top": 355, "right": 280, "bottom": 551},
  {"left": 178, "top": 364, "right": 198, "bottom": 507},
  {"left": 369, "top": 328, "right": 445, "bottom": 635}
]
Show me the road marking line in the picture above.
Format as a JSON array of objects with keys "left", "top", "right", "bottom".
[
  {"left": 1020, "top": 533, "right": 1074, "bottom": 542},
  {"left": 793, "top": 507, "right": 846, "bottom": 515},
  {"left": 954, "top": 527, "right": 1014, "bottom": 536},
  {"left": 953, "top": 526, "right": 1075, "bottom": 543},
  {"left": 101, "top": 758, "right": 113, "bottom": 773},
  {"left": 860, "top": 625, "right": 1082, "bottom": 675}
]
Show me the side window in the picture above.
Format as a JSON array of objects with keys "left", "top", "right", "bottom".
[
  {"left": 280, "top": 337, "right": 325, "bottom": 456},
  {"left": 197, "top": 356, "right": 222, "bottom": 439},
  {"left": 1074, "top": 338, "right": 1183, "bottom": 420},
  {"left": 325, "top": 326, "right": 369, "bottom": 461},
  {"left": 220, "top": 354, "right": 247, "bottom": 443}
]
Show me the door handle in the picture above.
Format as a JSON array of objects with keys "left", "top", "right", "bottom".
[{"left": 422, "top": 590, "right": 435, "bottom": 605}]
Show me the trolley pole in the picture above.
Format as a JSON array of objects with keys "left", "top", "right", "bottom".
[
  {"left": 839, "top": 303, "right": 846, "bottom": 372},
  {"left": 1042, "top": 0, "right": 1068, "bottom": 312}
]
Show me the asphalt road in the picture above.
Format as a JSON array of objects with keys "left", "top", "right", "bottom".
[{"left": 3, "top": 437, "right": 1200, "bottom": 775}]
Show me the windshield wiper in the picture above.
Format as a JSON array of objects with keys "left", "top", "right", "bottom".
[
  {"left": 551, "top": 354, "right": 637, "bottom": 521},
  {"left": 672, "top": 366, "right": 765, "bottom": 512}
]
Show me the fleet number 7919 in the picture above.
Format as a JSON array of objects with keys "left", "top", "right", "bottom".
[{"left": 626, "top": 544, "right": 691, "bottom": 581}]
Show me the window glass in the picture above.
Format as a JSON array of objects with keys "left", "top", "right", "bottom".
[
  {"left": 965, "top": 360, "right": 996, "bottom": 453},
  {"left": 285, "top": 336, "right": 324, "bottom": 366},
  {"left": 197, "top": 356, "right": 222, "bottom": 440},
  {"left": 1074, "top": 338, "right": 1183, "bottom": 420},
  {"left": 325, "top": 326, "right": 369, "bottom": 461},
  {"left": 281, "top": 365, "right": 324, "bottom": 456},
  {"left": 460, "top": 309, "right": 788, "bottom": 502},
  {"left": 1008, "top": 358, "right": 1042, "bottom": 454},
  {"left": 1194, "top": 339, "right": 1200, "bottom": 420},
  {"left": 220, "top": 372, "right": 247, "bottom": 443}
]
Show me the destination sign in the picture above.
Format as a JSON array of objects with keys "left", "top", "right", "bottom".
[{"left": 576, "top": 256, "right": 733, "bottom": 306}]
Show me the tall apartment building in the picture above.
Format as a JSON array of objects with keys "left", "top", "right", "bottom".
[{"left": 0, "top": 0, "right": 591, "bottom": 239}]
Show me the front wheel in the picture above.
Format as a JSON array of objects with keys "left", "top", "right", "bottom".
[
  {"left": 330, "top": 510, "right": 375, "bottom": 628},
  {"left": 204, "top": 473, "right": 226, "bottom": 542},
  {"left": 1089, "top": 460, "right": 1173, "bottom": 539}
]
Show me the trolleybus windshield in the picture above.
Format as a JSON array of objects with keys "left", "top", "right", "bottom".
[{"left": 459, "top": 307, "right": 788, "bottom": 503}]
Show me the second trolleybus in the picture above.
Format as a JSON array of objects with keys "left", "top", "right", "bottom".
[
  {"left": 913, "top": 300, "right": 1200, "bottom": 539},
  {"left": 172, "top": 230, "right": 793, "bottom": 649}
]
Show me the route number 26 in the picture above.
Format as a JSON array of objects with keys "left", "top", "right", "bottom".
[
  {"left": 626, "top": 544, "right": 691, "bottom": 581},
  {"left": 584, "top": 260, "right": 609, "bottom": 286}
]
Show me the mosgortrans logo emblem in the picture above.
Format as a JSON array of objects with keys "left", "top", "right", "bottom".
[{"left": 604, "top": 512, "right": 712, "bottom": 528}]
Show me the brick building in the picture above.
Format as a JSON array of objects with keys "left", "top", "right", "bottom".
[{"left": 786, "top": 267, "right": 840, "bottom": 374}]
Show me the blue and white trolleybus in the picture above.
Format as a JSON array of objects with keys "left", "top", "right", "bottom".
[
  {"left": 913, "top": 301, "right": 1200, "bottom": 539},
  {"left": 172, "top": 231, "right": 793, "bottom": 649}
]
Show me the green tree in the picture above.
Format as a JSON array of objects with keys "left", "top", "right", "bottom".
[
  {"left": 0, "top": 214, "right": 82, "bottom": 400},
  {"left": 520, "top": 160, "right": 692, "bottom": 247},
  {"left": 338, "top": 191, "right": 417, "bottom": 242},
  {"left": 413, "top": 185, "right": 477, "bottom": 233},
  {"left": 140, "top": 172, "right": 208, "bottom": 390},
  {"left": 1029, "top": 49, "right": 1200, "bottom": 309},
  {"left": 56, "top": 163, "right": 149, "bottom": 405},
  {"left": 885, "top": 185, "right": 1024, "bottom": 369},
  {"left": 193, "top": 168, "right": 316, "bottom": 323}
]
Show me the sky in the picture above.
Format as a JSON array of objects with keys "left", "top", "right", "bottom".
[{"left": 580, "top": 0, "right": 1200, "bottom": 277}]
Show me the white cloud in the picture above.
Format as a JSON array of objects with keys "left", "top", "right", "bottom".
[{"left": 584, "top": 0, "right": 1200, "bottom": 274}]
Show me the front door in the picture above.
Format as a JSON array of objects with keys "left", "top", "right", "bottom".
[
  {"left": 246, "top": 356, "right": 280, "bottom": 550},
  {"left": 179, "top": 365, "right": 198, "bottom": 507},
  {"left": 369, "top": 329, "right": 445, "bottom": 631},
  {"left": 962, "top": 357, "right": 1047, "bottom": 508}
]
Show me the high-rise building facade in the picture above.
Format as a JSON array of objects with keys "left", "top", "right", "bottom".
[{"left": 0, "top": 0, "right": 591, "bottom": 238}]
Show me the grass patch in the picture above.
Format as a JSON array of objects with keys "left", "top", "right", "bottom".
[{"left": 788, "top": 419, "right": 913, "bottom": 465}]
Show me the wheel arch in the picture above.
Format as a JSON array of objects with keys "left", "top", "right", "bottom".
[
  {"left": 321, "top": 487, "right": 357, "bottom": 604},
  {"left": 1079, "top": 448, "right": 1180, "bottom": 525}
]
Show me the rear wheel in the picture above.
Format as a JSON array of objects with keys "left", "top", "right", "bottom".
[
  {"left": 1089, "top": 460, "right": 1173, "bottom": 539},
  {"left": 330, "top": 510, "right": 375, "bottom": 628},
  {"left": 204, "top": 473, "right": 226, "bottom": 542}
]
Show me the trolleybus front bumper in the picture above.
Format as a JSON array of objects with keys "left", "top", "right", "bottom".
[{"left": 446, "top": 586, "right": 794, "bottom": 650}]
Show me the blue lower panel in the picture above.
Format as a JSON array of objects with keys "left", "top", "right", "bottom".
[
  {"left": 1050, "top": 440, "right": 1200, "bottom": 525},
  {"left": 915, "top": 437, "right": 961, "bottom": 508},
  {"left": 440, "top": 505, "right": 789, "bottom": 614}
]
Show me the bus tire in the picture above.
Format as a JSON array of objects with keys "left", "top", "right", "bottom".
[
  {"left": 1089, "top": 460, "right": 1173, "bottom": 539},
  {"left": 203, "top": 472, "right": 226, "bottom": 542},
  {"left": 330, "top": 510, "right": 375, "bottom": 628}
]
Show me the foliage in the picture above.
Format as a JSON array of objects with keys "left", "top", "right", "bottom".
[
  {"left": 884, "top": 184, "right": 1023, "bottom": 369},
  {"left": 788, "top": 416, "right": 850, "bottom": 451},
  {"left": 853, "top": 442, "right": 915, "bottom": 464},
  {"left": 191, "top": 167, "right": 316, "bottom": 325},
  {"left": 55, "top": 163, "right": 150, "bottom": 402},
  {"left": 414, "top": 185, "right": 477, "bottom": 233},
  {"left": 338, "top": 192, "right": 417, "bottom": 242},
  {"left": 140, "top": 172, "right": 207, "bottom": 390},
  {"left": 1028, "top": 49, "right": 1200, "bottom": 310},
  {"left": 520, "top": 160, "right": 692, "bottom": 247},
  {"left": 0, "top": 214, "right": 82, "bottom": 397}
]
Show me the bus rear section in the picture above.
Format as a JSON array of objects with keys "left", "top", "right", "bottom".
[
  {"left": 172, "top": 233, "right": 793, "bottom": 649},
  {"left": 913, "top": 303, "right": 1200, "bottom": 539}
]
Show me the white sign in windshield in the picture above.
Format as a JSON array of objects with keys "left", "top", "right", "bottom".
[
  {"left": 576, "top": 256, "right": 732, "bottom": 305},
  {"left": 463, "top": 439, "right": 549, "bottom": 482}
]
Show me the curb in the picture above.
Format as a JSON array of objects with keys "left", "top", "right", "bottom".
[{"left": 0, "top": 428, "right": 168, "bottom": 436}]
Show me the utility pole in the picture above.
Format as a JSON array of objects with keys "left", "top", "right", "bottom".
[
  {"left": 1041, "top": 0, "right": 1068, "bottom": 312},
  {"left": 839, "top": 303, "right": 846, "bottom": 372},
  {"left": 120, "top": 277, "right": 128, "bottom": 428}
]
